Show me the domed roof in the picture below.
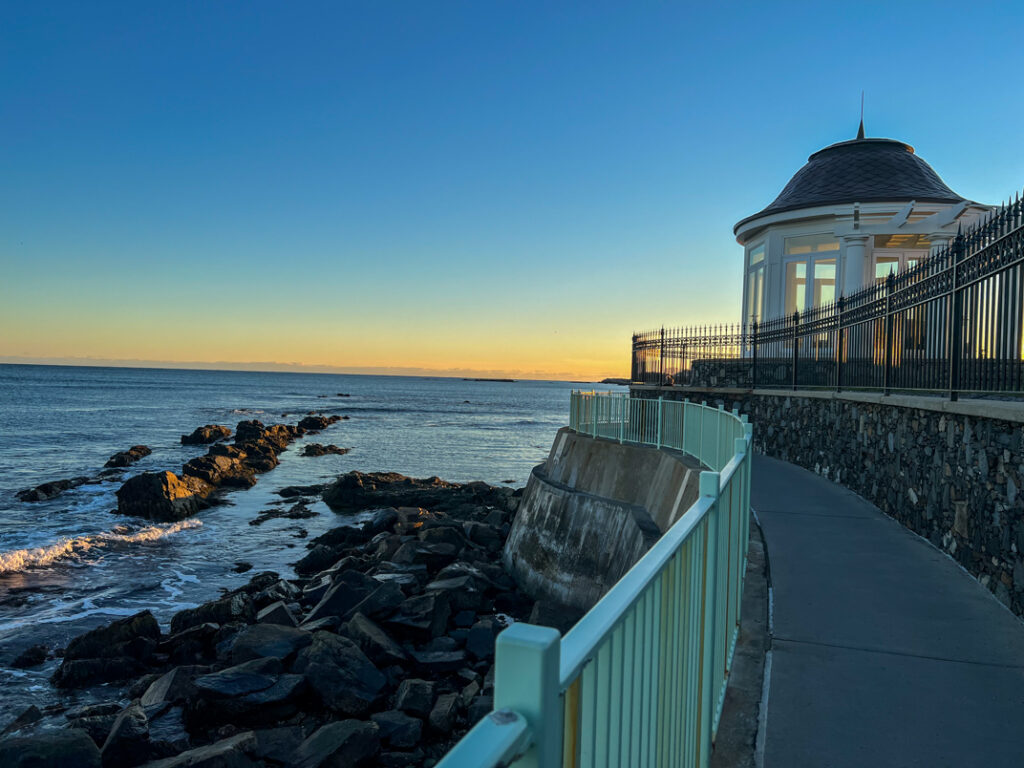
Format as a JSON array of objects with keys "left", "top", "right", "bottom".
[{"left": 734, "top": 135, "right": 964, "bottom": 234}]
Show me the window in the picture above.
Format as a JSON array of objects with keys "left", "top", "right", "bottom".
[
  {"left": 785, "top": 261, "right": 807, "bottom": 315},
  {"left": 785, "top": 233, "right": 839, "bottom": 255},
  {"left": 747, "top": 266, "right": 764, "bottom": 323},
  {"left": 812, "top": 259, "right": 836, "bottom": 306},
  {"left": 749, "top": 243, "right": 765, "bottom": 265},
  {"left": 875, "top": 256, "right": 899, "bottom": 284}
]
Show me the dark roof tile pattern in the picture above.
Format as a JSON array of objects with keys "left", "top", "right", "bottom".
[{"left": 735, "top": 138, "right": 964, "bottom": 233}]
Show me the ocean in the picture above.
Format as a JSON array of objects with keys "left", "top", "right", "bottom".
[{"left": 0, "top": 363, "right": 615, "bottom": 721}]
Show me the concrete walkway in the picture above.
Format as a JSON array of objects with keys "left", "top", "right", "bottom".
[{"left": 753, "top": 455, "right": 1024, "bottom": 768}]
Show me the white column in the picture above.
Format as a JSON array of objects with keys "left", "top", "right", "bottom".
[
  {"left": 929, "top": 232, "right": 953, "bottom": 257},
  {"left": 842, "top": 235, "right": 871, "bottom": 295}
]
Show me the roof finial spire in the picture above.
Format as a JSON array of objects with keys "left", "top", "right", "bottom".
[{"left": 857, "top": 91, "right": 865, "bottom": 139}]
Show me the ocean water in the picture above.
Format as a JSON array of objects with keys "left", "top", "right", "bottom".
[{"left": 0, "top": 363, "right": 615, "bottom": 721}]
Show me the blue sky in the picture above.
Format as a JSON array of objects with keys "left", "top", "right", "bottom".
[{"left": 2, "top": 1, "right": 1022, "bottom": 378}]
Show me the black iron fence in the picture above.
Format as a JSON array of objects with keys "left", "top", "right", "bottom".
[{"left": 632, "top": 193, "right": 1024, "bottom": 399}]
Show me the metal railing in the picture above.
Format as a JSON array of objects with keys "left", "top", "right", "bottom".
[
  {"left": 438, "top": 392, "right": 752, "bottom": 768},
  {"left": 632, "top": 191, "right": 1024, "bottom": 399}
]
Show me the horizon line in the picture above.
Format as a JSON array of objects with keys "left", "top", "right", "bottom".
[{"left": 0, "top": 355, "right": 624, "bottom": 383}]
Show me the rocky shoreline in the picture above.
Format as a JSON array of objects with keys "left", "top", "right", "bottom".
[{"left": 1, "top": 468, "right": 575, "bottom": 767}]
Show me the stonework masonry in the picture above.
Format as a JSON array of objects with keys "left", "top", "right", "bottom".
[{"left": 633, "top": 386, "right": 1024, "bottom": 618}]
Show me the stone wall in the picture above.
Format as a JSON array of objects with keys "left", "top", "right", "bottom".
[{"left": 633, "top": 386, "right": 1024, "bottom": 618}]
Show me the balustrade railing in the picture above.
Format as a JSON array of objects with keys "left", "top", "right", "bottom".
[{"left": 438, "top": 392, "right": 752, "bottom": 768}]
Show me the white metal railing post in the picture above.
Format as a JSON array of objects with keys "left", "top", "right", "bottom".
[
  {"left": 494, "top": 623, "right": 563, "bottom": 768},
  {"left": 619, "top": 395, "right": 625, "bottom": 443},
  {"left": 656, "top": 396, "right": 663, "bottom": 449},
  {"left": 698, "top": 470, "right": 721, "bottom": 768}
]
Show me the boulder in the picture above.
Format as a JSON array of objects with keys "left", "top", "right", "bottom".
[
  {"left": 158, "top": 623, "right": 219, "bottom": 664},
  {"left": 53, "top": 656, "right": 147, "bottom": 689},
  {"left": 141, "top": 731, "right": 258, "bottom": 768},
  {"left": 294, "top": 545, "right": 338, "bottom": 577},
  {"left": 256, "top": 601, "right": 297, "bottom": 627},
  {"left": 0, "top": 705, "right": 42, "bottom": 738},
  {"left": 428, "top": 692, "right": 459, "bottom": 734},
  {"left": 303, "top": 576, "right": 374, "bottom": 625},
  {"left": 181, "top": 425, "right": 232, "bottom": 445},
  {"left": 384, "top": 593, "right": 450, "bottom": 641},
  {"left": 182, "top": 455, "right": 255, "bottom": 488},
  {"left": 296, "top": 416, "right": 331, "bottom": 432},
  {"left": 17, "top": 476, "right": 91, "bottom": 502},
  {"left": 291, "top": 721, "right": 380, "bottom": 768},
  {"left": 147, "top": 705, "right": 190, "bottom": 756},
  {"left": 140, "top": 666, "right": 207, "bottom": 708},
  {"left": 370, "top": 710, "right": 422, "bottom": 750},
  {"left": 343, "top": 613, "right": 408, "bottom": 666},
  {"left": 250, "top": 726, "right": 304, "bottom": 764},
  {"left": 100, "top": 703, "right": 150, "bottom": 767},
  {"left": 233, "top": 420, "right": 267, "bottom": 444},
  {"left": 11, "top": 643, "right": 48, "bottom": 668},
  {"left": 394, "top": 678, "right": 435, "bottom": 718},
  {"left": 321, "top": 472, "right": 457, "bottom": 513},
  {"left": 292, "top": 632, "right": 385, "bottom": 716},
  {"left": 466, "top": 618, "right": 500, "bottom": 661},
  {"left": 170, "top": 594, "right": 253, "bottom": 635},
  {"left": 343, "top": 582, "right": 405, "bottom": 622},
  {"left": 301, "top": 444, "right": 350, "bottom": 457},
  {"left": 190, "top": 658, "right": 306, "bottom": 729},
  {"left": 227, "top": 623, "right": 312, "bottom": 664},
  {"left": 116, "top": 471, "right": 210, "bottom": 521},
  {"left": 63, "top": 611, "right": 160, "bottom": 662},
  {"left": 105, "top": 445, "right": 152, "bottom": 468},
  {"left": 410, "top": 649, "right": 467, "bottom": 674},
  {"left": 0, "top": 728, "right": 101, "bottom": 768}
]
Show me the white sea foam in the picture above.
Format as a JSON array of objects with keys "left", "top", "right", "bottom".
[{"left": 0, "top": 520, "right": 202, "bottom": 575}]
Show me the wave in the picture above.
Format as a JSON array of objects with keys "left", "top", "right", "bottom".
[{"left": 0, "top": 520, "right": 202, "bottom": 575}]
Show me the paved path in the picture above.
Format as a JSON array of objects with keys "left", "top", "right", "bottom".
[{"left": 753, "top": 455, "right": 1024, "bottom": 768}]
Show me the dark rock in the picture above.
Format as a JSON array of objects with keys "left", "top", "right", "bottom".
[
  {"left": 256, "top": 600, "right": 297, "bottom": 627},
  {"left": 68, "top": 713, "right": 120, "bottom": 748},
  {"left": 344, "top": 612, "right": 408, "bottom": 666},
  {"left": 463, "top": 521, "right": 504, "bottom": 551},
  {"left": 234, "top": 420, "right": 267, "bottom": 444},
  {"left": 159, "top": 623, "right": 220, "bottom": 665},
  {"left": 428, "top": 692, "right": 459, "bottom": 734},
  {"left": 0, "top": 728, "right": 102, "bottom": 767},
  {"left": 390, "top": 541, "right": 459, "bottom": 572},
  {"left": 452, "top": 610, "right": 476, "bottom": 628},
  {"left": 182, "top": 454, "right": 256, "bottom": 488},
  {"left": 66, "top": 703, "right": 123, "bottom": 720},
  {"left": 250, "top": 503, "right": 318, "bottom": 526},
  {"left": 410, "top": 649, "right": 467, "bottom": 674},
  {"left": 232, "top": 561, "right": 253, "bottom": 574},
  {"left": 292, "top": 632, "right": 385, "bottom": 716},
  {"left": 61, "top": 611, "right": 160, "bottom": 661},
  {"left": 170, "top": 594, "right": 253, "bottom": 635},
  {"left": 116, "top": 471, "right": 211, "bottom": 522},
  {"left": 384, "top": 593, "right": 450, "bottom": 641},
  {"left": 418, "top": 526, "right": 466, "bottom": 548},
  {"left": 11, "top": 643, "right": 48, "bottom": 668},
  {"left": 105, "top": 445, "right": 152, "bottom": 468},
  {"left": 141, "top": 731, "right": 258, "bottom": 768},
  {"left": 370, "top": 710, "right": 422, "bottom": 750},
  {"left": 466, "top": 618, "right": 500, "bottom": 661},
  {"left": 278, "top": 484, "right": 328, "bottom": 498},
  {"left": 251, "top": 726, "right": 303, "bottom": 764},
  {"left": 147, "top": 705, "right": 190, "bottom": 755},
  {"left": 16, "top": 476, "right": 91, "bottom": 502},
  {"left": 294, "top": 545, "right": 338, "bottom": 577},
  {"left": 394, "top": 678, "right": 435, "bottom": 718},
  {"left": 53, "top": 656, "right": 148, "bottom": 688},
  {"left": 296, "top": 416, "right": 332, "bottom": 432},
  {"left": 344, "top": 581, "right": 405, "bottom": 621},
  {"left": 193, "top": 657, "right": 282, "bottom": 698},
  {"left": 181, "top": 425, "right": 232, "bottom": 445},
  {"left": 299, "top": 616, "right": 341, "bottom": 633},
  {"left": 228, "top": 623, "right": 312, "bottom": 664},
  {"left": 140, "top": 666, "right": 207, "bottom": 708},
  {"left": 467, "top": 694, "right": 494, "bottom": 724},
  {"left": 0, "top": 705, "right": 42, "bottom": 738},
  {"left": 303, "top": 576, "right": 374, "bottom": 625},
  {"left": 100, "top": 704, "right": 150, "bottom": 767},
  {"left": 365, "top": 508, "right": 400, "bottom": 536},
  {"left": 292, "top": 720, "right": 380, "bottom": 768},
  {"left": 301, "top": 444, "right": 350, "bottom": 457},
  {"left": 322, "top": 472, "right": 457, "bottom": 513}
]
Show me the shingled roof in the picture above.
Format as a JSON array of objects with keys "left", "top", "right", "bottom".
[{"left": 734, "top": 137, "right": 964, "bottom": 233}]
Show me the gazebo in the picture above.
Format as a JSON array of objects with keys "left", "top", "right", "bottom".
[{"left": 734, "top": 123, "right": 991, "bottom": 325}]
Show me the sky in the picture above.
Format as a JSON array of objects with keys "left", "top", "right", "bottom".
[{"left": 2, "top": 2, "right": 1023, "bottom": 380}]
